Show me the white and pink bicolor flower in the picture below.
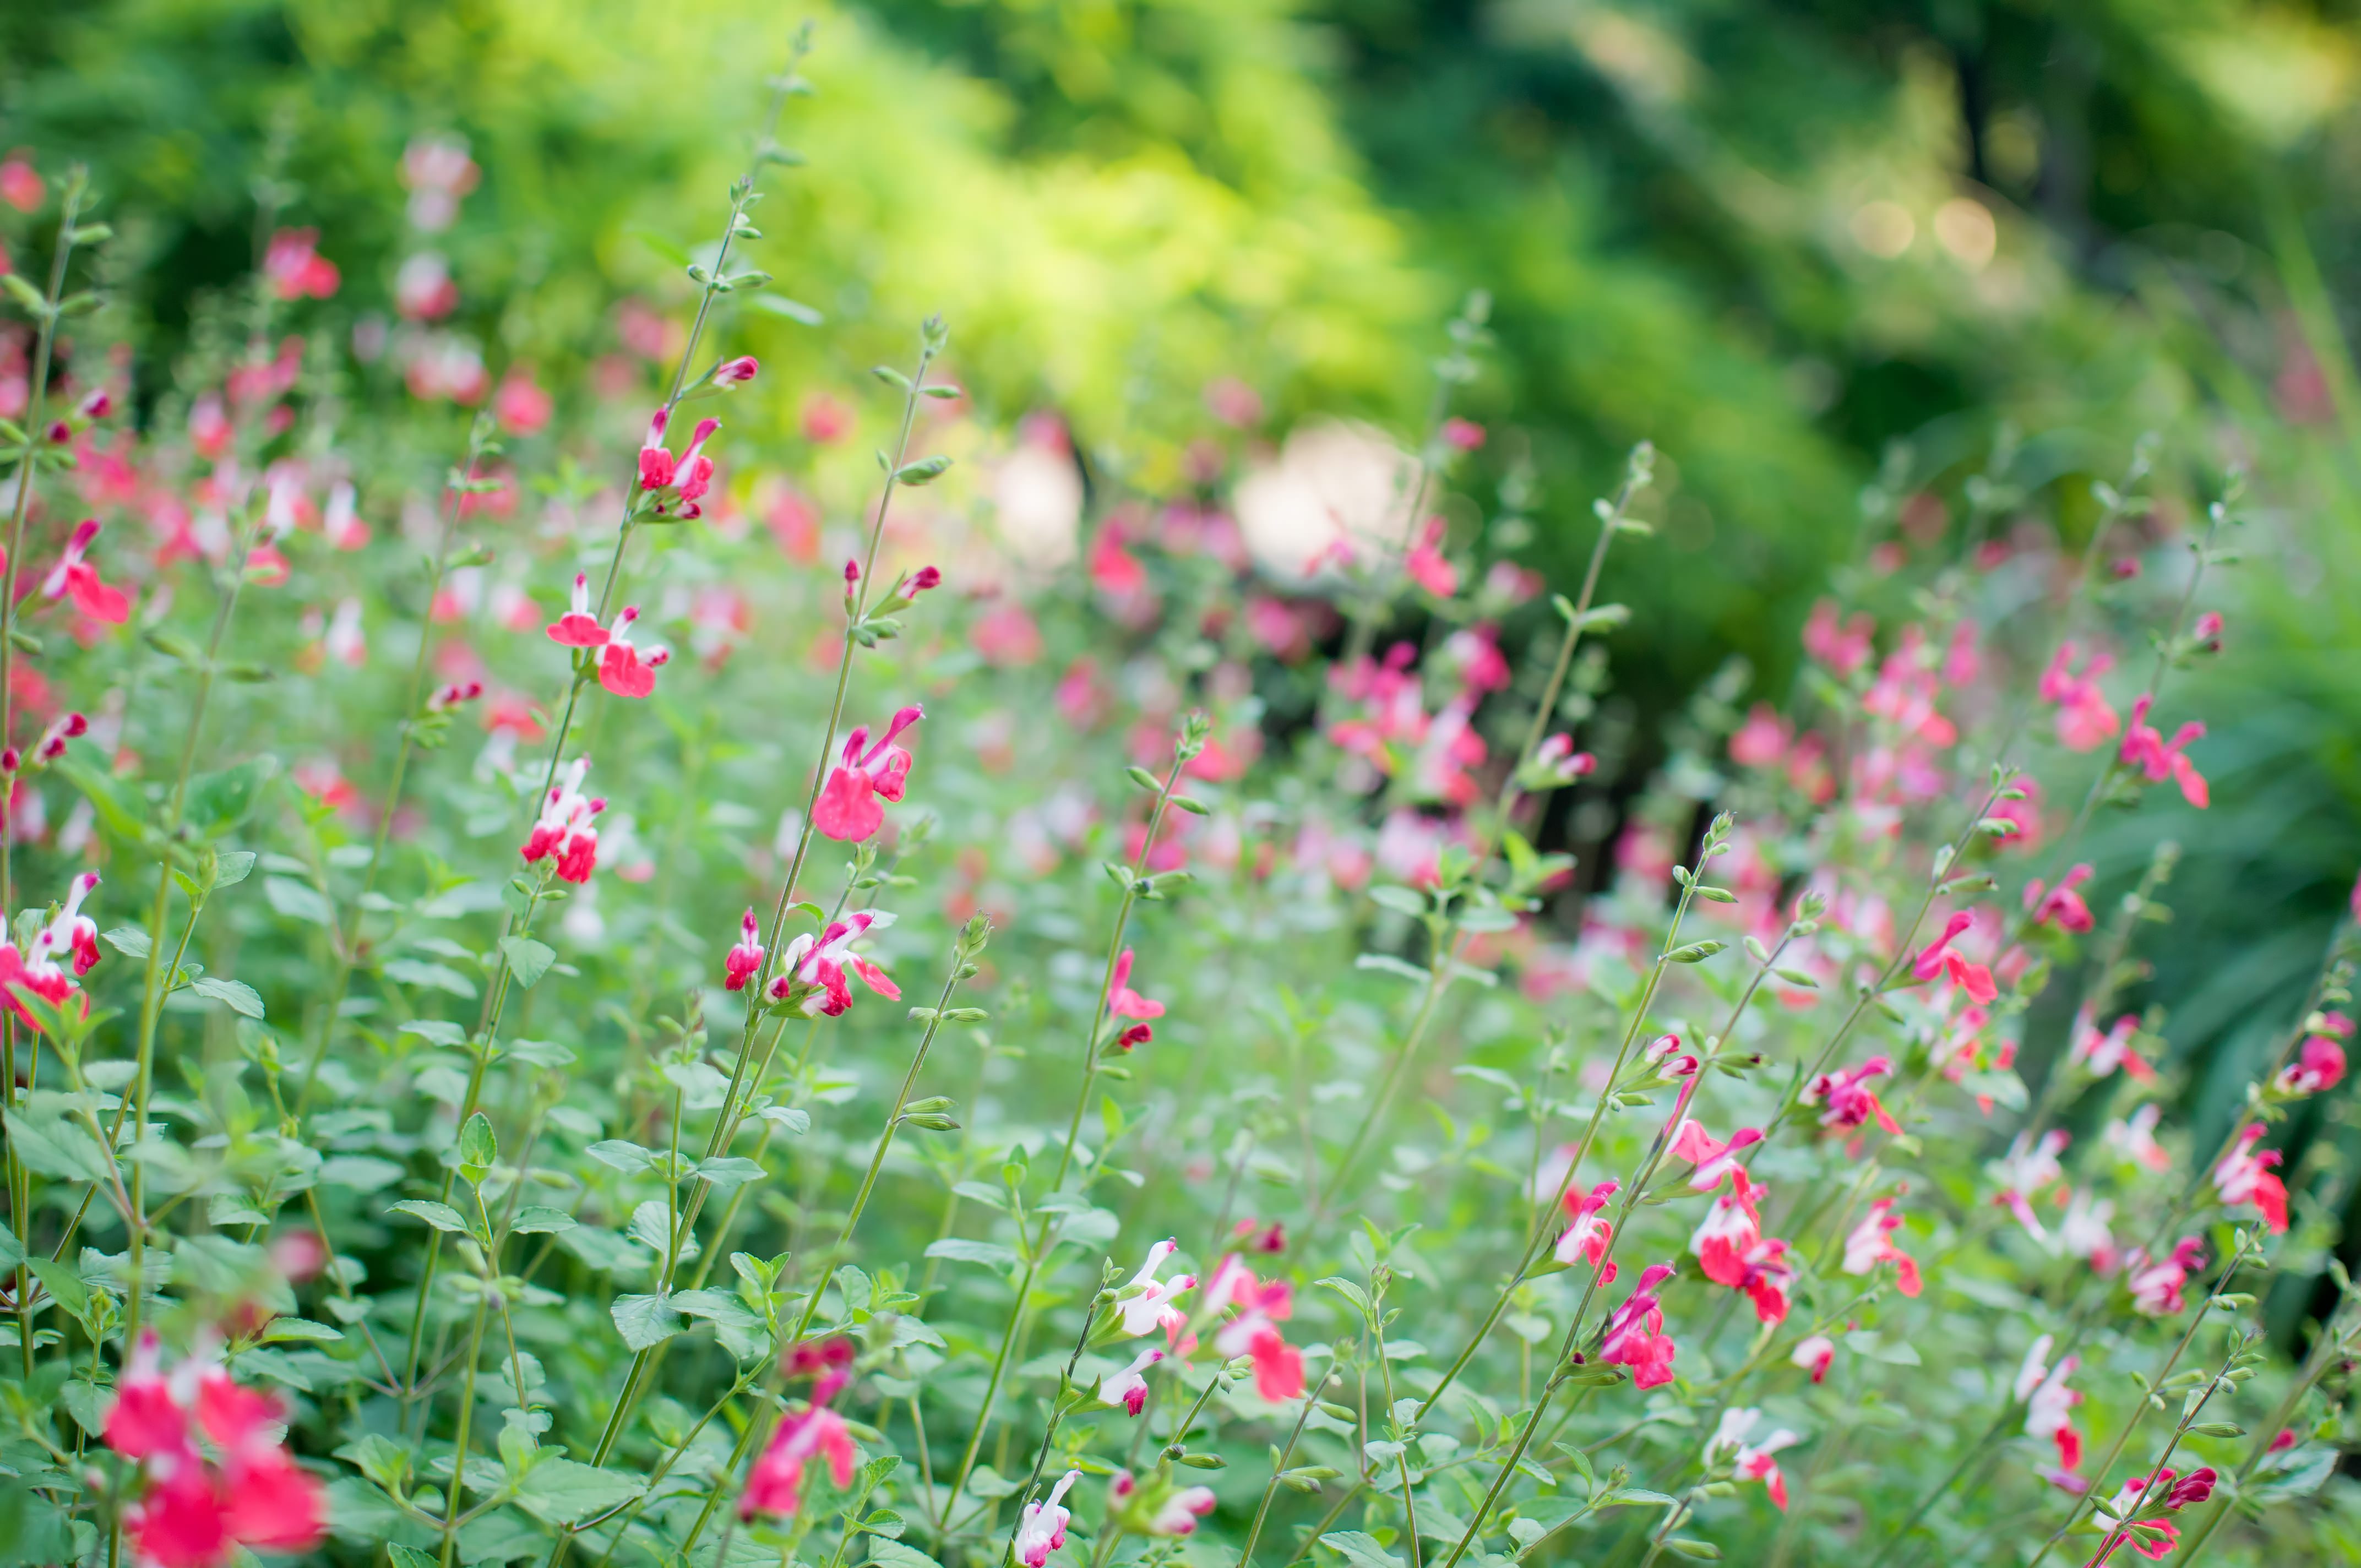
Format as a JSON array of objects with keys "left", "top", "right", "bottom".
[
  {"left": 1115, "top": 1239, "right": 1198, "bottom": 1339},
  {"left": 723, "top": 908, "right": 766, "bottom": 992},
  {"left": 39, "top": 518, "right": 132, "bottom": 624},
  {"left": 520, "top": 758, "right": 605, "bottom": 884},
  {"left": 1014, "top": 1470, "right": 1080, "bottom": 1567},
  {"left": 1705, "top": 1406, "right": 1800, "bottom": 1511},
  {"left": 766, "top": 911, "right": 900, "bottom": 1017},
  {"left": 1553, "top": 1179, "right": 1618, "bottom": 1273},
  {"left": 1098, "top": 1347, "right": 1163, "bottom": 1415},
  {"left": 2015, "top": 1334, "right": 2085, "bottom": 1472},
  {"left": 545, "top": 575, "right": 670, "bottom": 699},
  {"left": 638, "top": 409, "right": 722, "bottom": 517},
  {"left": 1670, "top": 1117, "right": 1763, "bottom": 1191},
  {"left": 1790, "top": 1333, "right": 1836, "bottom": 1384},
  {"left": 1208, "top": 1255, "right": 1306, "bottom": 1400}
]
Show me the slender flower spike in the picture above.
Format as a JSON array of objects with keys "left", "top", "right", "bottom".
[
  {"left": 1599, "top": 1263, "right": 1680, "bottom": 1388},
  {"left": 1114, "top": 1240, "right": 1199, "bottom": 1339},
  {"left": 2095, "top": 1464, "right": 2217, "bottom": 1563},
  {"left": 765, "top": 911, "right": 901, "bottom": 1017},
  {"left": 1791, "top": 1333, "right": 1836, "bottom": 1384},
  {"left": 723, "top": 908, "right": 766, "bottom": 992},
  {"left": 1841, "top": 1197, "right": 1923, "bottom": 1296},
  {"left": 1014, "top": 1469, "right": 1081, "bottom": 1566},
  {"left": 2213, "top": 1123, "right": 2289, "bottom": 1233},
  {"left": 39, "top": 518, "right": 132, "bottom": 623},
  {"left": 738, "top": 1370, "right": 858, "bottom": 1521},
  {"left": 1098, "top": 1347, "right": 1164, "bottom": 1415},
  {"left": 1705, "top": 1407, "right": 1801, "bottom": 1510},
  {"left": 1553, "top": 1179, "right": 1619, "bottom": 1272},
  {"left": 520, "top": 758, "right": 606, "bottom": 883},
  {"left": 813, "top": 706, "right": 924, "bottom": 842},
  {"left": 1910, "top": 911, "right": 1998, "bottom": 1004}
]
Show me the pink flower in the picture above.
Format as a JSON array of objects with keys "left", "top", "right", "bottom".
[
  {"left": 1705, "top": 1407, "right": 1799, "bottom": 1511},
  {"left": 0, "top": 870, "right": 102, "bottom": 1028},
  {"left": 1014, "top": 1471, "right": 1081, "bottom": 1566},
  {"left": 1598, "top": 1263, "right": 1679, "bottom": 1388},
  {"left": 2070, "top": 1013, "right": 2152, "bottom": 1081},
  {"left": 1107, "top": 948, "right": 1166, "bottom": 1023},
  {"left": 1791, "top": 1334, "right": 1835, "bottom": 1384},
  {"left": 2024, "top": 863, "right": 2095, "bottom": 933},
  {"left": 1112, "top": 1469, "right": 1219, "bottom": 1537},
  {"left": 2094, "top": 1464, "right": 2217, "bottom": 1563},
  {"left": 1841, "top": 1197, "right": 1922, "bottom": 1296},
  {"left": 1730, "top": 705, "right": 1790, "bottom": 769},
  {"left": 494, "top": 370, "right": 553, "bottom": 434},
  {"left": 1911, "top": 911, "right": 1998, "bottom": 1004},
  {"left": 1525, "top": 732, "right": 1596, "bottom": 789},
  {"left": 2123, "top": 1237, "right": 2204, "bottom": 1316},
  {"left": 2191, "top": 611, "right": 2223, "bottom": 651},
  {"left": 1210, "top": 1256, "right": 1305, "bottom": 1399},
  {"left": 2118, "top": 694, "right": 2208, "bottom": 808},
  {"left": 39, "top": 518, "right": 131, "bottom": 623},
  {"left": 1554, "top": 1179, "right": 1619, "bottom": 1271},
  {"left": 395, "top": 251, "right": 459, "bottom": 320},
  {"left": 31, "top": 711, "right": 88, "bottom": 765},
  {"left": 2104, "top": 1105, "right": 2171, "bottom": 1173},
  {"left": 1803, "top": 600, "right": 1874, "bottom": 678},
  {"left": 0, "top": 156, "right": 43, "bottom": 213},
  {"left": 2276, "top": 1032, "right": 2347, "bottom": 1097},
  {"left": 520, "top": 758, "right": 605, "bottom": 884},
  {"left": 546, "top": 573, "right": 610, "bottom": 647},
  {"left": 543, "top": 579, "right": 671, "bottom": 696},
  {"left": 723, "top": 908, "right": 766, "bottom": 992},
  {"left": 765, "top": 911, "right": 900, "bottom": 1017},
  {"left": 1232, "top": 1217, "right": 1287, "bottom": 1254},
  {"left": 1804, "top": 1055, "right": 1901, "bottom": 1135},
  {"left": 2016, "top": 1335, "right": 2084, "bottom": 1472},
  {"left": 739, "top": 1370, "right": 858, "bottom": 1521},
  {"left": 711, "top": 355, "right": 760, "bottom": 388},
  {"left": 429, "top": 680, "right": 483, "bottom": 712},
  {"left": 400, "top": 134, "right": 480, "bottom": 230},
  {"left": 1115, "top": 1239, "right": 1198, "bottom": 1338},
  {"left": 1669, "top": 1117, "right": 1764, "bottom": 1191},
  {"left": 1440, "top": 417, "right": 1486, "bottom": 451},
  {"left": 2060, "top": 1190, "right": 2119, "bottom": 1273},
  {"left": 637, "top": 409, "right": 722, "bottom": 516},
  {"left": 1403, "top": 517, "right": 1457, "bottom": 597},
  {"left": 1099, "top": 1347, "right": 1164, "bottom": 1415},
  {"left": 263, "top": 228, "right": 340, "bottom": 300},
  {"left": 803, "top": 393, "right": 855, "bottom": 444},
  {"left": 1690, "top": 1168, "right": 1765, "bottom": 1287},
  {"left": 812, "top": 706, "right": 923, "bottom": 842},
  {"left": 2040, "top": 643, "right": 2119, "bottom": 751},
  {"left": 2213, "top": 1123, "right": 2288, "bottom": 1233},
  {"left": 104, "top": 1332, "right": 327, "bottom": 1566}
]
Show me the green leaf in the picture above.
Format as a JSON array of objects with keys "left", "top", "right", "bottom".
[
  {"left": 397, "top": 1020, "right": 469, "bottom": 1048},
  {"left": 1356, "top": 952, "right": 1433, "bottom": 984},
  {"left": 184, "top": 755, "right": 281, "bottom": 838},
  {"left": 1320, "top": 1532, "right": 1405, "bottom": 1568},
  {"left": 263, "top": 876, "right": 334, "bottom": 926},
  {"left": 1, "top": 1110, "right": 113, "bottom": 1185},
  {"left": 388, "top": 1548, "right": 439, "bottom": 1568},
  {"left": 56, "top": 758, "right": 151, "bottom": 844},
  {"left": 611, "top": 1292, "right": 684, "bottom": 1351},
  {"left": 867, "top": 1541, "right": 945, "bottom": 1568},
  {"left": 501, "top": 935, "right": 556, "bottom": 989},
  {"left": 924, "top": 1238, "right": 1018, "bottom": 1269},
  {"left": 101, "top": 926, "right": 152, "bottom": 959},
  {"left": 259, "top": 1317, "right": 344, "bottom": 1343},
  {"left": 894, "top": 455, "right": 952, "bottom": 486},
  {"left": 382, "top": 958, "right": 477, "bottom": 998},
  {"left": 694, "top": 1156, "right": 766, "bottom": 1190},
  {"left": 25, "top": 1257, "right": 89, "bottom": 1317},
  {"left": 458, "top": 1112, "right": 497, "bottom": 1178},
  {"left": 188, "top": 976, "right": 265, "bottom": 1019},
  {"left": 213, "top": 851, "right": 257, "bottom": 886},
  {"left": 1662, "top": 1541, "right": 1721, "bottom": 1561},
  {"left": 510, "top": 1206, "right": 579, "bottom": 1234},
  {"left": 388, "top": 1200, "right": 471, "bottom": 1234},
  {"left": 513, "top": 1458, "right": 644, "bottom": 1525},
  {"left": 586, "top": 1139, "right": 655, "bottom": 1172}
]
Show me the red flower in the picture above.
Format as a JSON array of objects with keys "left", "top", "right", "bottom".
[
  {"left": 38, "top": 518, "right": 130, "bottom": 623},
  {"left": 812, "top": 706, "right": 922, "bottom": 842}
]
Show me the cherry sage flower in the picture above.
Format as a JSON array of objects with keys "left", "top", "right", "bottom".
[
  {"left": 765, "top": 911, "right": 900, "bottom": 1017},
  {"left": 1014, "top": 1470, "right": 1081, "bottom": 1566},
  {"left": 738, "top": 1369, "right": 857, "bottom": 1521},
  {"left": 1114, "top": 1239, "right": 1198, "bottom": 1338},
  {"left": 2119, "top": 695, "right": 2208, "bottom": 809},
  {"left": 2038, "top": 643, "right": 2118, "bottom": 751},
  {"left": 2275, "top": 1023, "right": 2348, "bottom": 1097},
  {"left": 0, "top": 872, "right": 102, "bottom": 1030},
  {"left": 2070, "top": 1012, "right": 2152, "bottom": 1081},
  {"left": 1669, "top": 1117, "right": 1764, "bottom": 1191},
  {"left": 812, "top": 706, "right": 923, "bottom": 843},
  {"left": 1840, "top": 1198, "right": 1922, "bottom": 1297},
  {"left": 2015, "top": 1334, "right": 2085, "bottom": 1471},
  {"left": 520, "top": 758, "right": 605, "bottom": 883},
  {"left": 1911, "top": 910, "right": 1998, "bottom": 1004},
  {"left": 1209, "top": 1255, "right": 1305, "bottom": 1400},
  {"left": 37, "top": 518, "right": 132, "bottom": 623},
  {"left": 723, "top": 908, "right": 766, "bottom": 992},
  {"left": 638, "top": 409, "right": 722, "bottom": 518},
  {"left": 2022, "top": 863, "right": 2095, "bottom": 933},
  {"left": 545, "top": 575, "right": 671, "bottom": 698},
  {"left": 2093, "top": 1465, "right": 2217, "bottom": 1563},
  {"left": 2122, "top": 1237, "right": 2204, "bottom": 1316},
  {"left": 1553, "top": 1179, "right": 1619, "bottom": 1273},
  {"left": 2103, "top": 1105, "right": 2170, "bottom": 1173},
  {"left": 1597, "top": 1262, "right": 1679, "bottom": 1387},
  {"left": 1107, "top": 948, "right": 1165, "bottom": 1049},
  {"left": 1108, "top": 1469, "right": 1219, "bottom": 1537},
  {"left": 1098, "top": 1347, "right": 1165, "bottom": 1415},
  {"left": 1803, "top": 1055, "right": 1901, "bottom": 1135},
  {"left": 1790, "top": 1333, "right": 1836, "bottom": 1384},
  {"left": 1704, "top": 1406, "right": 1801, "bottom": 1511},
  {"left": 2212, "top": 1123, "right": 2288, "bottom": 1233}
]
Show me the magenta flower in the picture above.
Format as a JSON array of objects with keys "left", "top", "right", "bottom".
[
  {"left": 765, "top": 911, "right": 900, "bottom": 1017},
  {"left": 1669, "top": 1116, "right": 1764, "bottom": 1191},
  {"left": 2118, "top": 694, "right": 2208, "bottom": 808},
  {"left": 1107, "top": 948, "right": 1166, "bottom": 1023},
  {"left": 2023, "top": 863, "right": 2096, "bottom": 933},
  {"left": 1911, "top": 911, "right": 1998, "bottom": 1004},
  {"left": 1098, "top": 1347, "right": 1163, "bottom": 1415},
  {"left": 520, "top": 758, "right": 605, "bottom": 884},
  {"left": 637, "top": 409, "right": 721, "bottom": 516},
  {"left": 1014, "top": 1471, "right": 1080, "bottom": 1566},
  {"left": 812, "top": 706, "right": 923, "bottom": 842},
  {"left": 2276, "top": 1032, "right": 2348, "bottom": 1097},
  {"left": 1804, "top": 1054, "right": 1901, "bottom": 1135},
  {"left": 723, "top": 908, "right": 766, "bottom": 993},
  {"left": 738, "top": 1370, "right": 857, "bottom": 1521},
  {"left": 1841, "top": 1197, "right": 1922, "bottom": 1297},
  {"left": 2213, "top": 1124, "right": 2288, "bottom": 1233},
  {"left": 1705, "top": 1407, "right": 1799, "bottom": 1510},
  {"left": 1553, "top": 1179, "right": 1619, "bottom": 1271},
  {"left": 2039, "top": 641, "right": 2119, "bottom": 751},
  {"left": 1598, "top": 1262, "right": 1679, "bottom": 1388},
  {"left": 1209, "top": 1256, "right": 1305, "bottom": 1400},
  {"left": 40, "top": 518, "right": 132, "bottom": 623}
]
